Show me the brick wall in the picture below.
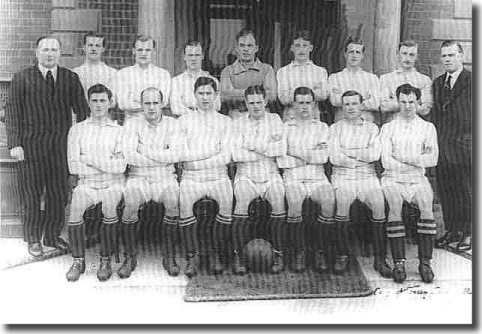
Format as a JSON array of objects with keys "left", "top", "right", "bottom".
[
  {"left": 0, "top": 0, "right": 51, "bottom": 109},
  {"left": 0, "top": 0, "right": 51, "bottom": 81},
  {"left": 402, "top": 0, "right": 472, "bottom": 78},
  {"left": 77, "top": 0, "right": 139, "bottom": 69}
]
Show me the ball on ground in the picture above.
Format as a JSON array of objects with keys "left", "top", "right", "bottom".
[{"left": 243, "top": 238, "right": 273, "bottom": 273}]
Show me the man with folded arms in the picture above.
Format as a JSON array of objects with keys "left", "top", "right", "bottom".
[{"left": 380, "top": 83, "right": 439, "bottom": 283}]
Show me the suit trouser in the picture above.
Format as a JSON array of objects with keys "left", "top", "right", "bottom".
[
  {"left": 436, "top": 159, "right": 472, "bottom": 234},
  {"left": 20, "top": 151, "right": 69, "bottom": 243}
]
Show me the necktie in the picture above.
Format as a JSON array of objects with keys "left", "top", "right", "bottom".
[
  {"left": 445, "top": 74, "right": 452, "bottom": 90},
  {"left": 46, "top": 70, "right": 55, "bottom": 94}
]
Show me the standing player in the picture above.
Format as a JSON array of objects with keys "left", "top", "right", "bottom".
[
  {"left": 328, "top": 38, "right": 380, "bottom": 123},
  {"left": 178, "top": 77, "right": 233, "bottom": 277},
  {"left": 121, "top": 87, "right": 182, "bottom": 277},
  {"left": 380, "top": 84, "right": 439, "bottom": 283},
  {"left": 329, "top": 90, "right": 391, "bottom": 277},
  {"left": 113, "top": 35, "right": 171, "bottom": 120},
  {"left": 276, "top": 30, "right": 329, "bottom": 122},
  {"left": 278, "top": 87, "right": 335, "bottom": 273},
  {"left": 220, "top": 28, "right": 277, "bottom": 119},
  {"left": 73, "top": 32, "right": 117, "bottom": 99},
  {"left": 231, "top": 85, "right": 287, "bottom": 275},
  {"left": 379, "top": 40, "right": 432, "bottom": 123},
  {"left": 170, "top": 40, "right": 220, "bottom": 117},
  {"left": 65, "top": 84, "right": 126, "bottom": 282}
]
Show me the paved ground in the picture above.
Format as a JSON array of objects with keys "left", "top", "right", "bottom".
[{"left": 0, "top": 237, "right": 472, "bottom": 325}]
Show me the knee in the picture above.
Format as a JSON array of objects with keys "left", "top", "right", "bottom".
[
  {"left": 163, "top": 198, "right": 180, "bottom": 217},
  {"left": 102, "top": 200, "right": 122, "bottom": 219},
  {"left": 335, "top": 190, "right": 352, "bottom": 212},
  {"left": 286, "top": 198, "right": 303, "bottom": 217},
  {"left": 383, "top": 187, "right": 402, "bottom": 205},
  {"left": 317, "top": 188, "right": 335, "bottom": 213}
]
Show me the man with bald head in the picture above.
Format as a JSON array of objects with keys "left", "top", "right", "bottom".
[{"left": 5, "top": 35, "right": 89, "bottom": 257}]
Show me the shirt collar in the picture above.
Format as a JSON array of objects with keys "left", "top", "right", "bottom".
[
  {"left": 290, "top": 60, "right": 314, "bottom": 67},
  {"left": 232, "top": 58, "right": 262, "bottom": 74},
  {"left": 184, "top": 69, "right": 208, "bottom": 79},
  {"left": 83, "top": 61, "right": 106, "bottom": 68},
  {"left": 395, "top": 67, "right": 417, "bottom": 74},
  {"left": 447, "top": 67, "right": 463, "bottom": 85},
  {"left": 342, "top": 67, "right": 363, "bottom": 74},
  {"left": 85, "top": 117, "right": 118, "bottom": 127},
  {"left": 38, "top": 64, "right": 58, "bottom": 81},
  {"left": 134, "top": 63, "right": 153, "bottom": 72}
]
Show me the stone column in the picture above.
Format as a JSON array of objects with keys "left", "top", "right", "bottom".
[
  {"left": 373, "top": 0, "right": 401, "bottom": 76},
  {"left": 138, "top": 0, "right": 175, "bottom": 73}
]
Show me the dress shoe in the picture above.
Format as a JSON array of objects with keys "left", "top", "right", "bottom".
[
  {"left": 435, "top": 232, "right": 459, "bottom": 249},
  {"left": 44, "top": 237, "right": 69, "bottom": 252},
  {"left": 456, "top": 235, "right": 471, "bottom": 252},
  {"left": 28, "top": 242, "right": 44, "bottom": 258},
  {"left": 374, "top": 256, "right": 393, "bottom": 279}
]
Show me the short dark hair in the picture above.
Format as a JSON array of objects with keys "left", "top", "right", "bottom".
[
  {"left": 244, "top": 85, "right": 266, "bottom": 99},
  {"left": 292, "top": 30, "right": 312, "bottom": 44},
  {"left": 344, "top": 37, "right": 365, "bottom": 53},
  {"left": 194, "top": 76, "right": 217, "bottom": 93},
  {"left": 396, "top": 83, "right": 421, "bottom": 100},
  {"left": 440, "top": 40, "right": 464, "bottom": 53},
  {"left": 36, "top": 35, "right": 61, "bottom": 48},
  {"left": 184, "top": 40, "right": 203, "bottom": 54},
  {"left": 133, "top": 35, "right": 156, "bottom": 49},
  {"left": 83, "top": 32, "right": 106, "bottom": 47},
  {"left": 341, "top": 90, "right": 363, "bottom": 104},
  {"left": 398, "top": 40, "right": 418, "bottom": 50},
  {"left": 293, "top": 86, "right": 315, "bottom": 101},
  {"left": 236, "top": 28, "right": 257, "bottom": 44},
  {"left": 140, "top": 87, "right": 163, "bottom": 104},
  {"left": 87, "top": 83, "right": 112, "bottom": 100}
]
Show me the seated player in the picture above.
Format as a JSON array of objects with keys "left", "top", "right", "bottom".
[
  {"left": 231, "top": 85, "right": 287, "bottom": 275},
  {"left": 66, "top": 84, "right": 126, "bottom": 282},
  {"left": 178, "top": 76, "right": 233, "bottom": 277},
  {"left": 278, "top": 87, "right": 335, "bottom": 273},
  {"left": 329, "top": 90, "right": 391, "bottom": 277},
  {"left": 380, "top": 83, "right": 439, "bottom": 283},
  {"left": 121, "top": 87, "right": 182, "bottom": 277}
]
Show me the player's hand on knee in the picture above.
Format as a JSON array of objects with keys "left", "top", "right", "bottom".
[{"left": 10, "top": 146, "right": 24, "bottom": 161}]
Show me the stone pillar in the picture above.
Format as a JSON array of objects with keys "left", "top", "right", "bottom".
[
  {"left": 373, "top": 0, "right": 401, "bottom": 76},
  {"left": 138, "top": 0, "right": 175, "bottom": 73}
]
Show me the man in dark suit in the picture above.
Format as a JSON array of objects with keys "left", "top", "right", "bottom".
[
  {"left": 5, "top": 36, "right": 89, "bottom": 257},
  {"left": 432, "top": 40, "right": 471, "bottom": 251}
]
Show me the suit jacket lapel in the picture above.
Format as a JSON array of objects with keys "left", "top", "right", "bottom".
[
  {"left": 25, "top": 66, "right": 45, "bottom": 95},
  {"left": 450, "top": 69, "right": 469, "bottom": 98}
]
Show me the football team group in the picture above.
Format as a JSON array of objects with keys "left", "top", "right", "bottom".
[{"left": 5, "top": 28, "right": 471, "bottom": 286}]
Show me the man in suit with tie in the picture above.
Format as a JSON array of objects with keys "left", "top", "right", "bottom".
[
  {"left": 5, "top": 36, "right": 89, "bottom": 257},
  {"left": 432, "top": 40, "right": 471, "bottom": 251}
]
